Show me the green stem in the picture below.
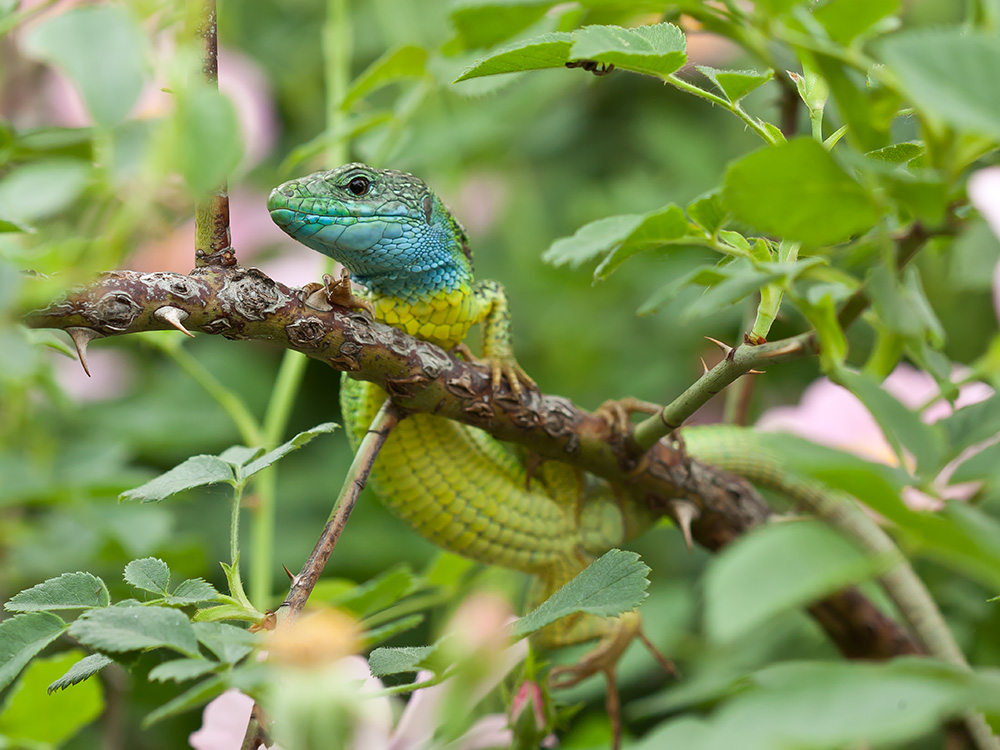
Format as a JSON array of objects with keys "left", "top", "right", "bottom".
[
  {"left": 159, "top": 341, "right": 263, "bottom": 446},
  {"left": 248, "top": 0, "right": 353, "bottom": 611},
  {"left": 664, "top": 73, "right": 779, "bottom": 145}
]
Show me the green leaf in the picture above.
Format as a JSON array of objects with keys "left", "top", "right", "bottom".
[
  {"left": 593, "top": 205, "right": 696, "bottom": 280},
  {"left": 512, "top": 549, "right": 649, "bottom": 638},
  {"left": 342, "top": 46, "right": 427, "bottom": 109},
  {"left": 69, "top": 606, "right": 200, "bottom": 658},
  {"left": 368, "top": 645, "right": 437, "bottom": 677},
  {"left": 704, "top": 521, "right": 880, "bottom": 643},
  {"left": 696, "top": 66, "right": 773, "bottom": 103},
  {"left": 722, "top": 138, "right": 879, "bottom": 246},
  {"left": 123, "top": 557, "right": 170, "bottom": 596},
  {"left": 0, "top": 650, "right": 103, "bottom": 747},
  {"left": 450, "top": 0, "right": 555, "bottom": 49},
  {"left": 142, "top": 675, "right": 226, "bottom": 728},
  {"left": 192, "top": 622, "right": 256, "bottom": 664},
  {"left": 636, "top": 659, "right": 1000, "bottom": 749},
  {"left": 455, "top": 32, "right": 572, "bottom": 81},
  {"left": 5, "top": 572, "right": 109, "bottom": 612},
  {"left": 937, "top": 393, "right": 1000, "bottom": 460},
  {"left": 119, "top": 454, "right": 235, "bottom": 503},
  {"left": 148, "top": 657, "right": 219, "bottom": 683},
  {"left": 865, "top": 142, "right": 923, "bottom": 164},
  {"left": 686, "top": 190, "right": 728, "bottom": 235},
  {"left": 166, "top": 578, "right": 220, "bottom": 606},
  {"left": 950, "top": 219, "right": 1000, "bottom": 290},
  {"left": 173, "top": 84, "right": 243, "bottom": 195},
  {"left": 949, "top": 441, "right": 1000, "bottom": 484},
  {"left": 21, "top": 5, "right": 147, "bottom": 127},
  {"left": 833, "top": 368, "right": 942, "bottom": 471},
  {"left": 793, "top": 290, "right": 847, "bottom": 371},
  {"left": 241, "top": 422, "right": 338, "bottom": 478},
  {"left": 218, "top": 445, "right": 262, "bottom": 467},
  {"left": 0, "top": 217, "right": 34, "bottom": 233},
  {"left": 364, "top": 614, "right": 425, "bottom": 646},
  {"left": 812, "top": 0, "right": 899, "bottom": 44},
  {"left": 569, "top": 23, "right": 687, "bottom": 78},
  {"left": 0, "top": 159, "right": 90, "bottom": 223},
  {"left": 868, "top": 265, "right": 944, "bottom": 342},
  {"left": 878, "top": 28, "right": 1000, "bottom": 140},
  {"left": 47, "top": 652, "right": 113, "bottom": 693},
  {"left": 542, "top": 213, "right": 645, "bottom": 268},
  {"left": 0, "top": 613, "right": 69, "bottom": 691},
  {"left": 331, "top": 564, "right": 414, "bottom": 618}
]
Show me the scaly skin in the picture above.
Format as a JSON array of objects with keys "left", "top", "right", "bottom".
[
  {"left": 267, "top": 164, "right": 970, "bottom": 689},
  {"left": 268, "top": 164, "right": 638, "bottom": 630}
]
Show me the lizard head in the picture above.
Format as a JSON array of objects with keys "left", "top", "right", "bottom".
[{"left": 268, "top": 163, "right": 473, "bottom": 298}]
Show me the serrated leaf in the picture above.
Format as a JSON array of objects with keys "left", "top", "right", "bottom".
[
  {"left": 878, "top": 28, "right": 1000, "bottom": 140},
  {"left": 142, "top": 676, "right": 226, "bottom": 728},
  {"left": 240, "top": 422, "right": 338, "bottom": 478},
  {"left": 342, "top": 46, "right": 427, "bottom": 110},
  {"left": 697, "top": 66, "right": 773, "bottom": 103},
  {"left": 0, "top": 613, "right": 69, "bottom": 691},
  {"left": 148, "top": 657, "right": 219, "bottom": 683},
  {"left": 455, "top": 31, "right": 572, "bottom": 81},
  {"left": 218, "top": 445, "right": 261, "bottom": 467},
  {"left": 593, "top": 204, "right": 696, "bottom": 280},
  {"left": 542, "top": 213, "right": 645, "bottom": 268},
  {"left": 47, "top": 652, "right": 113, "bottom": 693},
  {"left": 119, "top": 454, "right": 235, "bottom": 503},
  {"left": 192, "top": 622, "right": 256, "bottom": 664},
  {"left": 723, "top": 137, "right": 879, "bottom": 246},
  {"left": 166, "top": 578, "right": 220, "bottom": 605},
  {"left": 865, "top": 142, "right": 923, "bottom": 164},
  {"left": 704, "top": 521, "right": 880, "bottom": 643},
  {"left": 69, "top": 606, "right": 200, "bottom": 658},
  {"left": 512, "top": 549, "right": 649, "bottom": 638},
  {"left": 6, "top": 572, "right": 109, "bottom": 612},
  {"left": 123, "top": 557, "right": 170, "bottom": 595},
  {"left": 569, "top": 23, "right": 687, "bottom": 78},
  {"left": 368, "top": 645, "right": 438, "bottom": 677}
]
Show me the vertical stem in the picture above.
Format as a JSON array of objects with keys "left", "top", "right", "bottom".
[{"left": 248, "top": 0, "right": 353, "bottom": 610}]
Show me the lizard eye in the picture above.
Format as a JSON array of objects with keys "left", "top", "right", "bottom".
[{"left": 347, "top": 176, "right": 371, "bottom": 196}]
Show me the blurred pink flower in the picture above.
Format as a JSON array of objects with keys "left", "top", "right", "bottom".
[
  {"left": 757, "top": 365, "right": 993, "bottom": 508},
  {"left": 967, "top": 166, "right": 1000, "bottom": 324},
  {"left": 189, "top": 689, "right": 254, "bottom": 750}
]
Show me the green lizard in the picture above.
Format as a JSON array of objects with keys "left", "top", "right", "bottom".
[{"left": 267, "top": 163, "right": 987, "bottom": 746}]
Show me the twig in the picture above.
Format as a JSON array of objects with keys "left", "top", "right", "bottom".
[
  {"left": 631, "top": 222, "right": 938, "bottom": 450},
  {"left": 281, "top": 399, "right": 402, "bottom": 618}
]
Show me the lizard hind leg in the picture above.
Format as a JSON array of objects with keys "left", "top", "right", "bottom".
[{"left": 531, "top": 582, "right": 677, "bottom": 750}]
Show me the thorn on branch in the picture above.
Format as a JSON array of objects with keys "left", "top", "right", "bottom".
[
  {"left": 67, "top": 327, "right": 105, "bottom": 377},
  {"left": 668, "top": 499, "right": 700, "bottom": 552},
  {"left": 154, "top": 305, "right": 196, "bottom": 337},
  {"left": 704, "top": 336, "right": 733, "bottom": 357}
]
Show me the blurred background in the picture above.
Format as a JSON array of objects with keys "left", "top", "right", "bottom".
[{"left": 1, "top": 0, "right": 998, "bottom": 747}]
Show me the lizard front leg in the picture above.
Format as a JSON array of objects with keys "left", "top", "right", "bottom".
[{"left": 472, "top": 279, "right": 537, "bottom": 397}]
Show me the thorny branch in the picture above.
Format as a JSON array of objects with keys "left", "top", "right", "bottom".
[
  {"left": 25, "top": 261, "right": 920, "bottom": 661},
  {"left": 282, "top": 398, "right": 401, "bottom": 618}
]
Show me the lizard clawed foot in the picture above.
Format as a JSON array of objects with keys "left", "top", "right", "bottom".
[
  {"left": 489, "top": 356, "right": 536, "bottom": 400},
  {"left": 303, "top": 268, "right": 374, "bottom": 317},
  {"left": 595, "top": 397, "right": 662, "bottom": 437},
  {"left": 549, "top": 613, "right": 677, "bottom": 750}
]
